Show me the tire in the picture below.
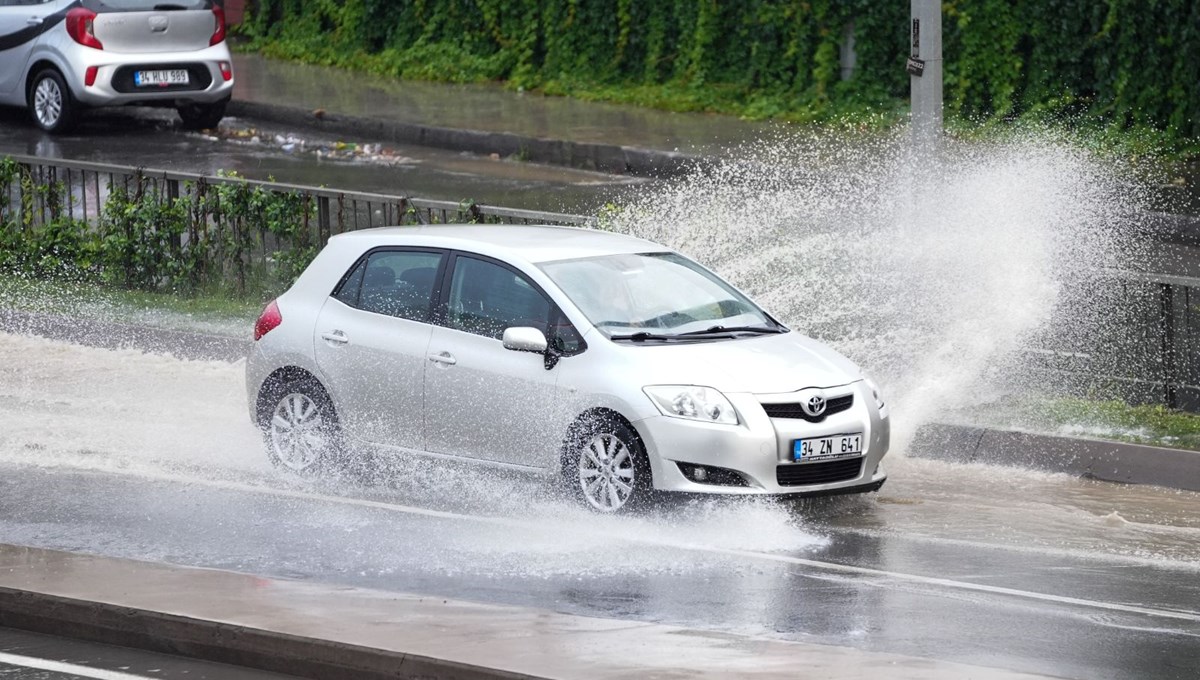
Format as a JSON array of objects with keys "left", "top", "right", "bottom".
[
  {"left": 563, "top": 415, "right": 654, "bottom": 514},
  {"left": 260, "top": 376, "right": 344, "bottom": 476},
  {"left": 28, "top": 68, "right": 76, "bottom": 134},
  {"left": 177, "top": 98, "right": 227, "bottom": 130}
]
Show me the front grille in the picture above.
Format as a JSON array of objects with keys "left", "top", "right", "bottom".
[
  {"left": 776, "top": 458, "right": 863, "bottom": 486},
  {"left": 762, "top": 394, "right": 853, "bottom": 422},
  {"left": 112, "top": 64, "right": 213, "bottom": 94}
]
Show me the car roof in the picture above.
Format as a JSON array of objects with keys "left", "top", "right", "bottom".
[{"left": 328, "top": 224, "right": 670, "bottom": 264}]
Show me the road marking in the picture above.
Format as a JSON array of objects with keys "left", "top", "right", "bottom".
[
  {"left": 19, "top": 463, "right": 1200, "bottom": 626},
  {"left": 0, "top": 651, "right": 156, "bottom": 680}
]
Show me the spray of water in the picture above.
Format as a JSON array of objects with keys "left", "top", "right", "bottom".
[
  {"left": 608, "top": 127, "right": 1154, "bottom": 450},
  {"left": 4, "top": 128, "right": 1195, "bottom": 579}
]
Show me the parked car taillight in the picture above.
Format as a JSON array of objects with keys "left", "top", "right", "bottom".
[
  {"left": 66, "top": 8, "right": 103, "bottom": 50},
  {"left": 210, "top": 6, "right": 227, "bottom": 46},
  {"left": 254, "top": 300, "right": 282, "bottom": 341}
]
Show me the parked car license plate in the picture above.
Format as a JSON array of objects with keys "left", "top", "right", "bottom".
[
  {"left": 134, "top": 69, "right": 189, "bottom": 87},
  {"left": 793, "top": 433, "right": 862, "bottom": 462}
]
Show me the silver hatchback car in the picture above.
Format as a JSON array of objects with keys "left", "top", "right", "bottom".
[
  {"left": 0, "top": 0, "right": 233, "bottom": 132},
  {"left": 246, "top": 226, "right": 890, "bottom": 513}
]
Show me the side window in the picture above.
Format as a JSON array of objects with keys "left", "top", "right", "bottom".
[
  {"left": 332, "top": 259, "right": 366, "bottom": 307},
  {"left": 332, "top": 250, "right": 441, "bottom": 322},
  {"left": 447, "top": 256, "right": 551, "bottom": 340}
]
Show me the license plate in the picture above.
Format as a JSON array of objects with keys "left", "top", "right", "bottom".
[
  {"left": 134, "top": 69, "right": 189, "bottom": 87},
  {"left": 793, "top": 433, "right": 863, "bottom": 462}
]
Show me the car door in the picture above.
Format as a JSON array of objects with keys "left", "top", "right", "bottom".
[
  {"left": 0, "top": 0, "right": 61, "bottom": 99},
  {"left": 313, "top": 248, "right": 445, "bottom": 452},
  {"left": 424, "top": 253, "right": 573, "bottom": 468}
]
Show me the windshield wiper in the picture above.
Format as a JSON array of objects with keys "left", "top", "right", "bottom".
[
  {"left": 677, "top": 325, "right": 786, "bottom": 337},
  {"left": 608, "top": 331, "right": 678, "bottom": 342}
]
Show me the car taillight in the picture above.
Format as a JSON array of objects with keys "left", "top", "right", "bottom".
[
  {"left": 84, "top": 66, "right": 98, "bottom": 87},
  {"left": 254, "top": 300, "right": 282, "bottom": 341},
  {"left": 210, "top": 6, "right": 227, "bottom": 45},
  {"left": 66, "top": 8, "right": 103, "bottom": 50}
]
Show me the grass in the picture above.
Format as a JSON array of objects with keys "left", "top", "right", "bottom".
[
  {"left": 0, "top": 273, "right": 262, "bottom": 338},
  {"left": 956, "top": 395, "right": 1200, "bottom": 452}
]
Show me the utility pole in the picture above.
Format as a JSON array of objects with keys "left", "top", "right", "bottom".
[{"left": 908, "top": 0, "right": 942, "bottom": 153}]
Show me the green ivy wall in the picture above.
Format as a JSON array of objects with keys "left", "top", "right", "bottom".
[{"left": 241, "top": 0, "right": 1199, "bottom": 139}]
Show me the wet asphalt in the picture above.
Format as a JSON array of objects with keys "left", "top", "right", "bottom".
[
  {"left": 0, "top": 627, "right": 300, "bottom": 679},
  {"left": 0, "top": 461, "right": 1197, "bottom": 680}
]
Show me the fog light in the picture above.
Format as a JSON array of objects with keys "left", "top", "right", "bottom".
[
  {"left": 219, "top": 61, "right": 232, "bottom": 82},
  {"left": 676, "top": 462, "right": 748, "bottom": 487}
]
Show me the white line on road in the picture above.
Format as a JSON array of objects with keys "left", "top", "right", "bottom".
[
  {"left": 0, "top": 651, "right": 158, "bottom": 680},
  {"left": 24, "top": 463, "right": 1200, "bottom": 626}
]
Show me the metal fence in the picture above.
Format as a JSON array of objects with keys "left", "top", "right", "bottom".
[{"left": 0, "top": 153, "right": 594, "bottom": 235}]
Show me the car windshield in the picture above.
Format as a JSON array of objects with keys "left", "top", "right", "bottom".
[{"left": 539, "top": 251, "right": 780, "bottom": 340}]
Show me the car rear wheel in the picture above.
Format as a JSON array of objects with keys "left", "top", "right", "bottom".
[
  {"left": 565, "top": 416, "right": 653, "bottom": 514},
  {"left": 177, "top": 98, "right": 227, "bottom": 130},
  {"left": 262, "top": 377, "right": 342, "bottom": 475},
  {"left": 28, "top": 69, "right": 76, "bottom": 134}
]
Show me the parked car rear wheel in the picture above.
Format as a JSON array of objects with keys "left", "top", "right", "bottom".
[
  {"left": 28, "top": 69, "right": 76, "bottom": 134},
  {"left": 177, "top": 98, "right": 227, "bottom": 130}
]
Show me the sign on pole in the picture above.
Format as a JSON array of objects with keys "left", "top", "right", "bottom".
[{"left": 910, "top": 0, "right": 942, "bottom": 152}]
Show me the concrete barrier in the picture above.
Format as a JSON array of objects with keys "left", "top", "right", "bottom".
[{"left": 911, "top": 422, "right": 1200, "bottom": 491}]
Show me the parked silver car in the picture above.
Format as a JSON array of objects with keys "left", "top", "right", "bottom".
[
  {"left": 246, "top": 225, "right": 890, "bottom": 513},
  {"left": 0, "top": 0, "right": 233, "bottom": 132}
]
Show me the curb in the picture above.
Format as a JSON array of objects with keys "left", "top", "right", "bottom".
[
  {"left": 0, "top": 587, "right": 540, "bottom": 680},
  {"left": 910, "top": 422, "right": 1200, "bottom": 492},
  {"left": 227, "top": 100, "right": 703, "bottom": 178}
]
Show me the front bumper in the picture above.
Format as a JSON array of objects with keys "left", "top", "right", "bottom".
[{"left": 633, "top": 382, "right": 890, "bottom": 496}]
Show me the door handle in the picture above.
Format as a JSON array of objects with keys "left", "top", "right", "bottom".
[
  {"left": 321, "top": 330, "right": 349, "bottom": 345},
  {"left": 27, "top": 17, "right": 43, "bottom": 26},
  {"left": 427, "top": 351, "right": 457, "bottom": 366}
]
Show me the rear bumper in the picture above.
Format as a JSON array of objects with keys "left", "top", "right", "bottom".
[{"left": 69, "top": 44, "right": 233, "bottom": 107}]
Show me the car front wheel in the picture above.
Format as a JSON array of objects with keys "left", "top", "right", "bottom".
[
  {"left": 566, "top": 416, "right": 653, "bottom": 514},
  {"left": 28, "top": 69, "right": 76, "bottom": 133}
]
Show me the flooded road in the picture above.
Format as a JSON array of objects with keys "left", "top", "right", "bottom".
[
  {"left": 0, "top": 106, "right": 642, "bottom": 214},
  {"left": 0, "top": 330, "right": 1198, "bottom": 679}
]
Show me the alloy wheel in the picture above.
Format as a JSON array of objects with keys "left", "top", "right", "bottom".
[
  {"left": 577, "top": 432, "right": 636, "bottom": 512},
  {"left": 33, "top": 77, "right": 63, "bottom": 129},
  {"left": 269, "top": 392, "right": 330, "bottom": 472}
]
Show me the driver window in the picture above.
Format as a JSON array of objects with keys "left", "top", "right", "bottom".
[{"left": 447, "top": 256, "right": 551, "bottom": 340}]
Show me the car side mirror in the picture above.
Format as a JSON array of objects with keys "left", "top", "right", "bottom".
[{"left": 502, "top": 327, "right": 548, "bottom": 353}]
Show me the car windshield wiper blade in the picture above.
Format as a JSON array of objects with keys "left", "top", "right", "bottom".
[
  {"left": 677, "top": 325, "right": 785, "bottom": 336},
  {"left": 608, "top": 331, "right": 679, "bottom": 342}
]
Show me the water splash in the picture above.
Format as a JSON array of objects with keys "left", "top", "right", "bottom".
[{"left": 609, "top": 127, "right": 1154, "bottom": 450}]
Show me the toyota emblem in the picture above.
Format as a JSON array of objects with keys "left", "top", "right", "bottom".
[{"left": 802, "top": 394, "right": 827, "bottom": 417}]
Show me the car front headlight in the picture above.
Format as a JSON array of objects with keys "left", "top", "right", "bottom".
[
  {"left": 643, "top": 385, "right": 739, "bottom": 425},
  {"left": 863, "top": 377, "right": 885, "bottom": 409}
]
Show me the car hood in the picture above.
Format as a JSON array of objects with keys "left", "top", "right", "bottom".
[{"left": 613, "top": 331, "right": 862, "bottom": 394}]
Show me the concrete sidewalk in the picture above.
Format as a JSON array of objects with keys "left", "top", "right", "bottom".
[
  {"left": 227, "top": 53, "right": 780, "bottom": 175},
  {"left": 0, "top": 544, "right": 1059, "bottom": 680}
]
